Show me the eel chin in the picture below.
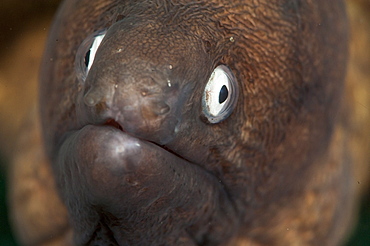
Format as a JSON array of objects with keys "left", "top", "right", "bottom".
[{"left": 54, "top": 123, "right": 238, "bottom": 245}]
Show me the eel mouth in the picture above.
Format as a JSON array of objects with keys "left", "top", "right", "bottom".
[
  {"left": 101, "top": 118, "right": 187, "bottom": 161},
  {"left": 103, "top": 118, "right": 124, "bottom": 131}
]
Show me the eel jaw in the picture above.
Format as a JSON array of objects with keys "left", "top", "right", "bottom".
[{"left": 54, "top": 118, "right": 238, "bottom": 245}]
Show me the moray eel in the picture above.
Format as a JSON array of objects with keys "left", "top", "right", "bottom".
[{"left": 39, "top": 0, "right": 350, "bottom": 245}]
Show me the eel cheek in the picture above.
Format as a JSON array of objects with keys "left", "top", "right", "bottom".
[{"left": 54, "top": 123, "right": 238, "bottom": 245}]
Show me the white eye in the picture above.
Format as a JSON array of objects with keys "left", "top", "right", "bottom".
[
  {"left": 75, "top": 29, "right": 106, "bottom": 82},
  {"left": 202, "top": 65, "right": 239, "bottom": 123}
]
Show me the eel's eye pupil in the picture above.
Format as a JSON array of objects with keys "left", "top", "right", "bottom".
[
  {"left": 84, "top": 49, "right": 91, "bottom": 68},
  {"left": 219, "top": 85, "right": 228, "bottom": 104}
]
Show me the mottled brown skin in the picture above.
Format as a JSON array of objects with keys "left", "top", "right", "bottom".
[{"left": 37, "top": 0, "right": 352, "bottom": 245}]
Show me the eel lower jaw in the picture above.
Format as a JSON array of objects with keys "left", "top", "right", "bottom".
[{"left": 56, "top": 120, "right": 239, "bottom": 245}]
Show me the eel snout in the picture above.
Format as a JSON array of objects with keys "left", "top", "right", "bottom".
[{"left": 77, "top": 66, "right": 183, "bottom": 146}]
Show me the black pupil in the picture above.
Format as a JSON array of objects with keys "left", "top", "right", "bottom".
[
  {"left": 219, "top": 85, "right": 229, "bottom": 104},
  {"left": 84, "top": 49, "right": 91, "bottom": 67}
]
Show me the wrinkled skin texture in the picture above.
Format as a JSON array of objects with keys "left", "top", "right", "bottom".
[{"left": 36, "top": 0, "right": 353, "bottom": 245}]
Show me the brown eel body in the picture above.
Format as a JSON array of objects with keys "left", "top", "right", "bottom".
[{"left": 3, "top": 0, "right": 370, "bottom": 245}]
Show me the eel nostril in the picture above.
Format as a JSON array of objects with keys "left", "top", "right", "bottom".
[
  {"left": 153, "top": 101, "right": 170, "bottom": 116},
  {"left": 84, "top": 94, "right": 98, "bottom": 106},
  {"left": 141, "top": 101, "right": 171, "bottom": 120},
  {"left": 83, "top": 88, "right": 104, "bottom": 107}
]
